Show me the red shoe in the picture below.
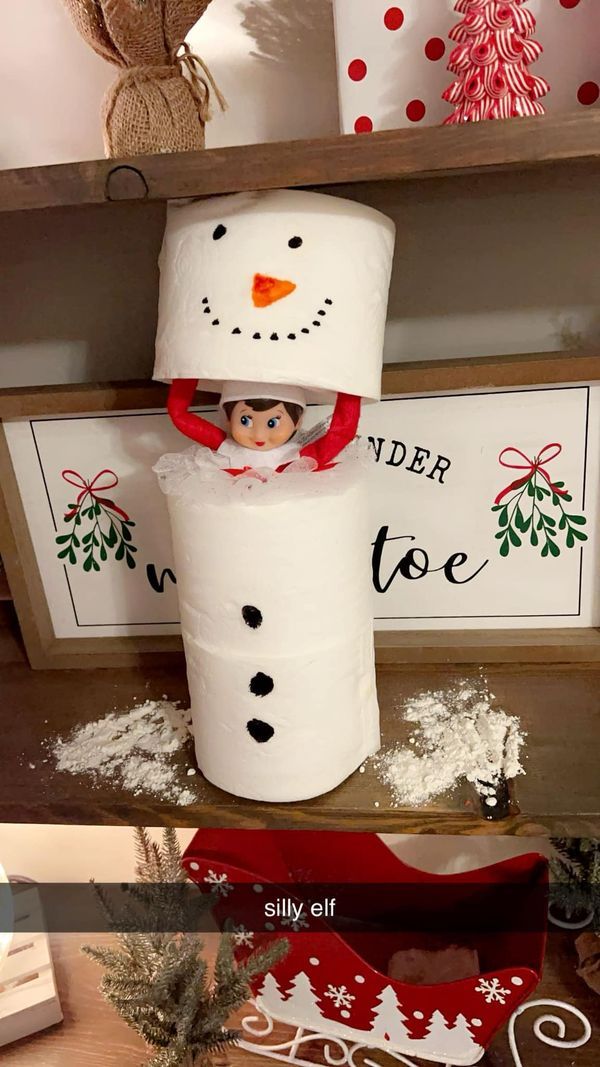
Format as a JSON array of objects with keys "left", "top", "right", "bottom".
[{"left": 184, "top": 831, "right": 547, "bottom": 1066}]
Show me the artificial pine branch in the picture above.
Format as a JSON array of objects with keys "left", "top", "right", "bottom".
[
  {"left": 83, "top": 828, "right": 289, "bottom": 1066},
  {"left": 550, "top": 838, "right": 600, "bottom": 924}
]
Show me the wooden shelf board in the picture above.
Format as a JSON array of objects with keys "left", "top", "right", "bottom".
[
  {"left": 0, "top": 566, "right": 11, "bottom": 601},
  {"left": 2, "top": 931, "right": 598, "bottom": 1067},
  {"left": 1, "top": 351, "right": 599, "bottom": 424},
  {"left": 2, "top": 111, "right": 600, "bottom": 215},
  {"left": 1, "top": 616, "right": 598, "bottom": 835}
]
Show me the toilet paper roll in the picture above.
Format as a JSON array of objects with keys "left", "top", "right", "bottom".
[
  {"left": 157, "top": 448, "right": 380, "bottom": 801},
  {"left": 154, "top": 188, "right": 395, "bottom": 402}
]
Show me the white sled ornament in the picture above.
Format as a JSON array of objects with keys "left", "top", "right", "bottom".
[
  {"left": 184, "top": 833, "right": 555, "bottom": 1066},
  {"left": 154, "top": 189, "right": 395, "bottom": 802}
]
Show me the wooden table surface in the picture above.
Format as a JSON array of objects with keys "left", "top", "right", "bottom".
[
  {"left": 1, "top": 610, "right": 600, "bottom": 836},
  {"left": 1, "top": 931, "right": 597, "bottom": 1066}
]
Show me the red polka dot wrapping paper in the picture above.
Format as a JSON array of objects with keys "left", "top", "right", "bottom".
[{"left": 332, "top": 0, "right": 600, "bottom": 133}]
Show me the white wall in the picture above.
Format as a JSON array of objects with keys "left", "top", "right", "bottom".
[
  {"left": 0, "top": 0, "right": 339, "bottom": 169},
  {"left": 1, "top": 2, "right": 599, "bottom": 390},
  {"left": 0, "top": 824, "right": 547, "bottom": 882},
  {"left": 0, "top": 825, "right": 195, "bottom": 882},
  {"left": 1, "top": 164, "right": 599, "bottom": 389}
]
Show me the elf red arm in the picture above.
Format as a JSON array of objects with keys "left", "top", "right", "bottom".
[
  {"left": 299, "top": 392, "right": 361, "bottom": 469},
  {"left": 167, "top": 378, "right": 227, "bottom": 450},
  {"left": 168, "top": 381, "right": 361, "bottom": 468}
]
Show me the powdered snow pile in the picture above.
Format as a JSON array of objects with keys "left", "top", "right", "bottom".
[
  {"left": 51, "top": 699, "right": 199, "bottom": 805},
  {"left": 376, "top": 681, "right": 525, "bottom": 808}
]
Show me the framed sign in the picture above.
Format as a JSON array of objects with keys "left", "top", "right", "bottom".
[{"left": 0, "top": 375, "right": 599, "bottom": 669}]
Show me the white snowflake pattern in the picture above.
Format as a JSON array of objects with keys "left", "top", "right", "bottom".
[
  {"left": 231, "top": 924, "right": 254, "bottom": 948},
  {"left": 475, "top": 977, "right": 512, "bottom": 1005},
  {"left": 280, "top": 913, "right": 309, "bottom": 932},
  {"left": 324, "top": 984, "right": 356, "bottom": 1011},
  {"left": 203, "top": 869, "right": 233, "bottom": 897}
]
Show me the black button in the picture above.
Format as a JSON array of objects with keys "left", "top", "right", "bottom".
[
  {"left": 247, "top": 719, "right": 274, "bottom": 743},
  {"left": 250, "top": 672, "right": 274, "bottom": 697},
  {"left": 242, "top": 605, "right": 262, "bottom": 629}
]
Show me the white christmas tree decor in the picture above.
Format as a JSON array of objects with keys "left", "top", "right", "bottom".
[
  {"left": 283, "top": 972, "right": 323, "bottom": 1026},
  {"left": 420, "top": 1009, "right": 451, "bottom": 1047},
  {"left": 444, "top": 1013, "right": 481, "bottom": 1060},
  {"left": 258, "top": 973, "right": 287, "bottom": 1018},
  {"left": 368, "top": 984, "right": 411, "bottom": 1044}
]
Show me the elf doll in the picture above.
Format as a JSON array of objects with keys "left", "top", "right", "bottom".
[{"left": 167, "top": 378, "right": 360, "bottom": 474}]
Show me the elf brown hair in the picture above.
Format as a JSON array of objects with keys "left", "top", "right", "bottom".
[{"left": 223, "top": 397, "right": 303, "bottom": 425}]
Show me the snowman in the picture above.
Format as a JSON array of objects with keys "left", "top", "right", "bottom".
[{"left": 154, "top": 189, "right": 395, "bottom": 802}]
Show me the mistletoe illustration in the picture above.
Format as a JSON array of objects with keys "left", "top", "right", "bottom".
[
  {"left": 56, "top": 469, "right": 137, "bottom": 572},
  {"left": 491, "top": 443, "right": 587, "bottom": 559}
]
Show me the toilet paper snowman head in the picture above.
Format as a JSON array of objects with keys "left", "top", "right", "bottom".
[{"left": 154, "top": 189, "right": 395, "bottom": 403}]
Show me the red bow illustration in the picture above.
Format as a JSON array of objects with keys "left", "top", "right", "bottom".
[
  {"left": 494, "top": 443, "right": 569, "bottom": 506},
  {"left": 61, "top": 469, "right": 130, "bottom": 521}
]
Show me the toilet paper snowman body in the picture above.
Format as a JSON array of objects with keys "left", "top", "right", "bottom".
[
  {"left": 158, "top": 453, "right": 379, "bottom": 801},
  {"left": 154, "top": 188, "right": 394, "bottom": 801}
]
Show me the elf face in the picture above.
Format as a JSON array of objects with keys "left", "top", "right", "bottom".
[{"left": 229, "top": 401, "right": 300, "bottom": 451}]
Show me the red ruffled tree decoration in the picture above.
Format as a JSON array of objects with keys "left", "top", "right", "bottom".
[{"left": 442, "top": 0, "right": 549, "bottom": 124}]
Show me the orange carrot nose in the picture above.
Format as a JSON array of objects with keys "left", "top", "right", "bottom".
[{"left": 252, "top": 273, "right": 296, "bottom": 308}]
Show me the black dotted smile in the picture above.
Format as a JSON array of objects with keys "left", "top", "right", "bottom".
[{"left": 201, "top": 296, "right": 334, "bottom": 339}]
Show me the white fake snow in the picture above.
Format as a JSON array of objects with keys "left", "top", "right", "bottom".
[
  {"left": 51, "top": 699, "right": 199, "bottom": 805},
  {"left": 376, "top": 681, "right": 526, "bottom": 808}
]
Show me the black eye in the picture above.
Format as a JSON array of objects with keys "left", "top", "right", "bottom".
[
  {"left": 213, "top": 224, "right": 227, "bottom": 240},
  {"left": 288, "top": 236, "right": 303, "bottom": 249}
]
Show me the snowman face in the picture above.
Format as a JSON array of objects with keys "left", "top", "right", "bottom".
[
  {"left": 203, "top": 220, "right": 331, "bottom": 341},
  {"left": 155, "top": 189, "right": 395, "bottom": 402}
]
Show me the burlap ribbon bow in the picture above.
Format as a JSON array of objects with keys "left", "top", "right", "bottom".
[{"left": 61, "top": 0, "right": 226, "bottom": 157}]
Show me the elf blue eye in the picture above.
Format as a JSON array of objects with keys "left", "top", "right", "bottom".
[
  {"left": 240, "top": 415, "right": 252, "bottom": 427},
  {"left": 267, "top": 417, "right": 279, "bottom": 429}
]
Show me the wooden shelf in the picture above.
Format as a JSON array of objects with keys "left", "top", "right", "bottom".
[
  {"left": 2, "top": 350, "right": 600, "bottom": 423},
  {"left": 3, "top": 931, "right": 598, "bottom": 1067},
  {"left": 0, "top": 565, "right": 11, "bottom": 601},
  {"left": 2, "top": 111, "right": 600, "bottom": 215},
  {"left": 1, "top": 617, "right": 598, "bottom": 835}
]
